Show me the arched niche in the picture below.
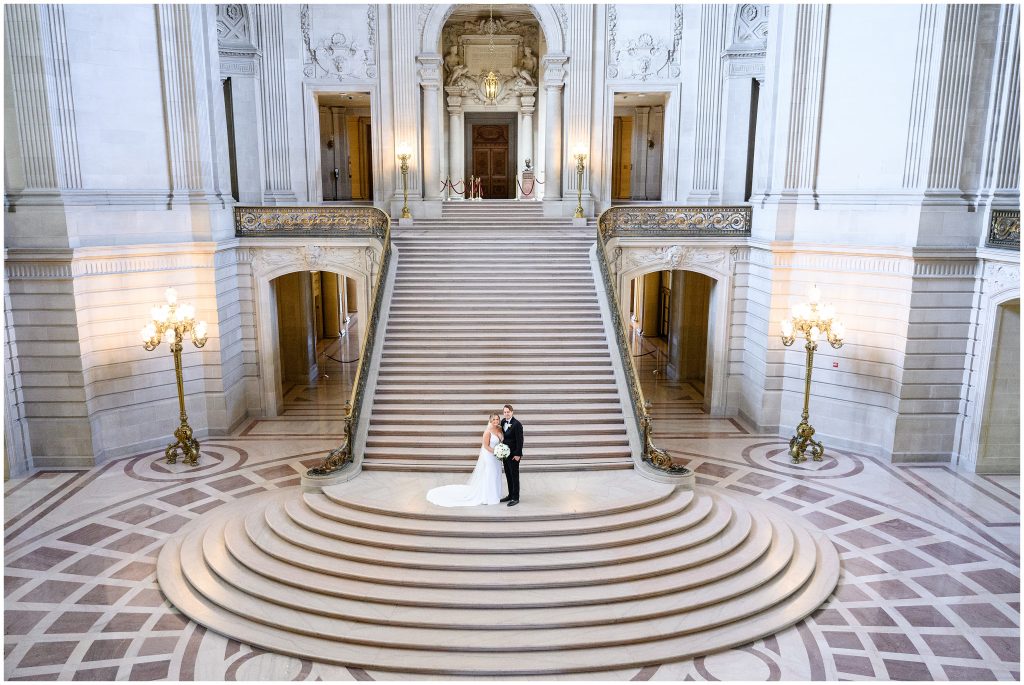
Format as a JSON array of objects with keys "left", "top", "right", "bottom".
[{"left": 419, "top": 3, "right": 565, "bottom": 55}]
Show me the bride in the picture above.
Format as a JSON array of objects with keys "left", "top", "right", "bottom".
[{"left": 427, "top": 413, "right": 504, "bottom": 507}]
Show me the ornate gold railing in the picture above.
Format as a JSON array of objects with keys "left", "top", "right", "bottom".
[
  {"left": 234, "top": 205, "right": 389, "bottom": 239},
  {"left": 598, "top": 205, "right": 752, "bottom": 244},
  {"left": 987, "top": 209, "right": 1020, "bottom": 250},
  {"left": 236, "top": 206, "right": 395, "bottom": 478},
  {"left": 595, "top": 205, "right": 752, "bottom": 474}
]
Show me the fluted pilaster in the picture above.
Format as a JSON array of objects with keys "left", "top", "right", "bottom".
[
  {"left": 392, "top": 5, "right": 420, "bottom": 202},
  {"left": 691, "top": 4, "right": 728, "bottom": 199},
  {"left": 4, "top": 4, "right": 81, "bottom": 191},
  {"left": 563, "top": 4, "right": 593, "bottom": 202},
  {"left": 252, "top": 4, "right": 296, "bottom": 203},
  {"left": 783, "top": 4, "right": 829, "bottom": 193}
]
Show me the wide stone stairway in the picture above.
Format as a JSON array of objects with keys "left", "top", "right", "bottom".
[
  {"left": 156, "top": 200, "right": 841, "bottom": 678},
  {"left": 364, "top": 200, "right": 633, "bottom": 472}
]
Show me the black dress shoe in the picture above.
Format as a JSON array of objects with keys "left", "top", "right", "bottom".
[
  {"left": 507, "top": 500, "right": 519, "bottom": 507},
  {"left": 499, "top": 496, "right": 511, "bottom": 502}
]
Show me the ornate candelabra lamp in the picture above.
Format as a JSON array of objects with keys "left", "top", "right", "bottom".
[
  {"left": 140, "top": 288, "right": 209, "bottom": 465},
  {"left": 396, "top": 143, "right": 412, "bottom": 219},
  {"left": 780, "top": 284, "right": 845, "bottom": 463},
  {"left": 573, "top": 147, "right": 587, "bottom": 218},
  {"left": 483, "top": 5, "right": 499, "bottom": 103}
]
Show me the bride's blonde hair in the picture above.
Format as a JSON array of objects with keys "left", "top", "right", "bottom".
[{"left": 488, "top": 413, "right": 500, "bottom": 423}]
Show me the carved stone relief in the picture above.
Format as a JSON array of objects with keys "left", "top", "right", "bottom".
[
  {"left": 984, "top": 261, "right": 1021, "bottom": 293},
  {"left": 300, "top": 4, "right": 377, "bottom": 80},
  {"left": 734, "top": 4, "right": 769, "bottom": 46},
  {"left": 441, "top": 12, "right": 541, "bottom": 105},
  {"left": 624, "top": 245, "right": 732, "bottom": 275},
  {"left": 607, "top": 4, "right": 683, "bottom": 81},
  {"left": 217, "top": 4, "right": 252, "bottom": 47},
  {"left": 249, "top": 246, "right": 366, "bottom": 276}
]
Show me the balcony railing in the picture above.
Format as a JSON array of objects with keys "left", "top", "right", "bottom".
[
  {"left": 598, "top": 205, "right": 752, "bottom": 244},
  {"left": 987, "top": 209, "right": 1020, "bottom": 250},
  {"left": 234, "top": 205, "right": 389, "bottom": 239},
  {"left": 594, "top": 205, "right": 751, "bottom": 476}
]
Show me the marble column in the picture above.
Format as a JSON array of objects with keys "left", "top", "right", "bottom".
[
  {"left": 543, "top": 84, "right": 563, "bottom": 201},
  {"left": 417, "top": 55, "right": 444, "bottom": 203},
  {"left": 446, "top": 92, "right": 465, "bottom": 199},
  {"left": 321, "top": 272, "right": 341, "bottom": 337}
]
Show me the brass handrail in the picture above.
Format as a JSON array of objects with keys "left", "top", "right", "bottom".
[
  {"left": 306, "top": 217, "right": 392, "bottom": 477},
  {"left": 594, "top": 205, "right": 752, "bottom": 474}
]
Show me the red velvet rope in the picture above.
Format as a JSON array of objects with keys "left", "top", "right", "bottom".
[{"left": 516, "top": 177, "right": 536, "bottom": 196}]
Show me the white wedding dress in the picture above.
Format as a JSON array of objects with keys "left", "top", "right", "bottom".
[{"left": 426, "top": 431, "right": 504, "bottom": 507}]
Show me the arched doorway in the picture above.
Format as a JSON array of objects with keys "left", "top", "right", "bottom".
[
  {"left": 628, "top": 269, "right": 715, "bottom": 413},
  {"left": 270, "top": 271, "right": 361, "bottom": 413},
  {"left": 250, "top": 246, "right": 374, "bottom": 418},
  {"left": 975, "top": 297, "right": 1020, "bottom": 474}
]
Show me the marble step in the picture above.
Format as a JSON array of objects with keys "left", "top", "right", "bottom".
[
  {"left": 362, "top": 449, "right": 632, "bottom": 462},
  {"left": 365, "top": 434, "right": 626, "bottom": 448},
  {"left": 158, "top": 486, "right": 839, "bottom": 674},
  {"left": 375, "top": 363, "right": 611, "bottom": 373},
  {"left": 310, "top": 488, "right": 687, "bottom": 534},
  {"left": 368, "top": 413, "right": 622, "bottom": 423},
  {"left": 368, "top": 402, "right": 628, "bottom": 414},
  {"left": 361, "top": 460, "right": 634, "bottom": 473},
  {"left": 192, "top": 520, "right": 795, "bottom": 630}
]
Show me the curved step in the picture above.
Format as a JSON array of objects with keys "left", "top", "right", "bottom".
[{"left": 157, "top": 486, "right": 840, "bottom": 675}]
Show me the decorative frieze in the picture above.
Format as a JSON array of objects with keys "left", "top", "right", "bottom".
[
  {"left": 249, "top": 245, "right": 367, "bottom": 275},
  {"left": 623, "top": 245, "right": 733, "bottom": 275},
  {"left": 983, "top": 260, "right": 1021, "bottom": 292},
  {"left": 234, "top": 205, "right": 390, "bottom": 238}
]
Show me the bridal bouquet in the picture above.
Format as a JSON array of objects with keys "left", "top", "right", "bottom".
[{"left": 493, "top": 444, "right": 511, "bottom": 460}]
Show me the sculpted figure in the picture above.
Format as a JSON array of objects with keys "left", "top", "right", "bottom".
[
  {"left": 515, "top": 46, "right": 537, "bottom": 85},
  {"left": 444, "top": 45, "right": 469, "bottom": 84}
]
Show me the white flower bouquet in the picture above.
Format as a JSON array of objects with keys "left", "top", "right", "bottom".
[{"left": 494, "top": 443, "right": 511, "bottom": 460}]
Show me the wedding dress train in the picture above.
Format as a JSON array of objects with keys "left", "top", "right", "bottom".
[{"left": 426, "top": 432, "right": 504, "bottom": 507}]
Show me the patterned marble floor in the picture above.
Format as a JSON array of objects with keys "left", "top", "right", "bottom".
[{"left": 4, "top": 333, "right": 1020, "bottom": 681}]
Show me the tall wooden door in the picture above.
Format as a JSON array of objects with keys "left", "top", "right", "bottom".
[{"left": 471, "top": 124, "right": 510, "bottom": 199}]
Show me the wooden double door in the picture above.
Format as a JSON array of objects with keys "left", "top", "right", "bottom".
[{"left": 470, "top": 123, "right": 513, "bottom": 199}]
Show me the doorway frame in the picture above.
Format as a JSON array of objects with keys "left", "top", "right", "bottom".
[
  {"left": 602, "top": 85, "right": 681, "bottom": 210},
  {"left": 464, "top": 112, "right": 518, "bottom": 200},
  {"left": 249, "top": 245, "right": 374, "bottom": 417},
  {"left": 614, "top": 245, "right": 734, "bottom": 416},
  {"left": 303, "top": 84, "right": 382, "bottom": 204}
]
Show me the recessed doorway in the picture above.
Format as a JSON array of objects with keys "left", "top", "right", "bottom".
[
  {"left": 612, "top": 92, "right": 666, "bottom": 202},
  {"left": 464, "top": 113, "right": 517, "bottom": 199},
  {"left": 317, "top": 92, "right": 373, "bottom": 202}
]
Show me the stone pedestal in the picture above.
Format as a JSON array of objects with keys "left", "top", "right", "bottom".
[{"left": 520, "top": 170, "right": 536, "bottom": 199}]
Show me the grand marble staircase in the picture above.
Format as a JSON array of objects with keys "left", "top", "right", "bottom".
[
  {"left": 156, "top": 201, "right": 841, "bottom": 676},
  {"left": 364, "top": 200, "right": 633, "bottom": 472}
]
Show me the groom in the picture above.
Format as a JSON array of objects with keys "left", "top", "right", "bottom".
[{"left": 500, "top": 404, "right": 524, "bottom": 506}]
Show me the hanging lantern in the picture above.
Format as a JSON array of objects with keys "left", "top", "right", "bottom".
[{"left": 483, "top": 70, "right": 500, "bottom": 102}]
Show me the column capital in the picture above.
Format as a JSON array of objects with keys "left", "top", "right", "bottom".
[
  {"left": 541, "top": 54, "right": 569, "bottom": 86},
  {"left": 416, "top": 53, "right": 444, "bottom": 87},
  {"left": 446, "top": 94, "right": 463, "bottom": 114}
]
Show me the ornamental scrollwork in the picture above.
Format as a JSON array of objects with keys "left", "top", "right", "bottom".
[
  {"left": 599, "top": 206, "right": 753, "bottom": 242},
  {"left": 216, "top": 4, "right": 251, "bottom": 47},
  {"left": 987, "top": 209, "right": 1020, "bottom": 250},
  {"left": 735, "top": 4, "right": 769, "bottom": 46},
  {"left": 300, "top": 3, "right": 374, "bottom": 81},
  {"left": 235, "top": 206, "right": 390, "bottom": 239}
]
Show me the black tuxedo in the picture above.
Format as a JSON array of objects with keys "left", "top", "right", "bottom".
[{"left": 501, "top": 416, "right": 524, "bottom": 500}]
